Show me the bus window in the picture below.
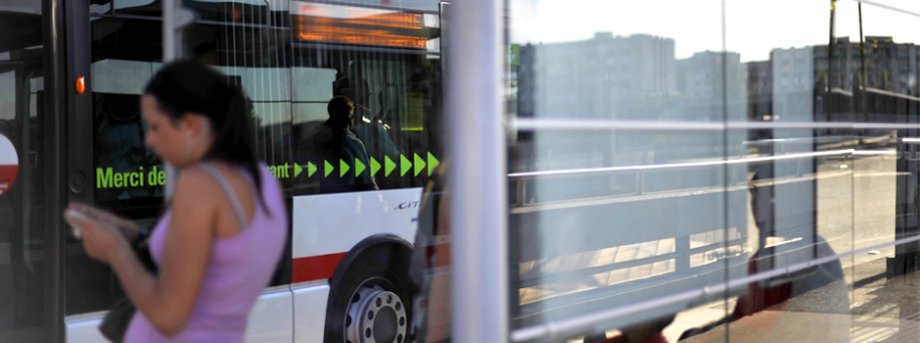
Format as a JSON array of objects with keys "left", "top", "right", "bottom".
[
  {"left": 181, "top": 1, "right": 296, "bottom": 286},
  {"left": 111, "top": 0, "right": 159, "bottom": 16},
  {"left": 284, "top": 0, "right": 443, "bottom": 194},
  {"left": 289, "top": 53, "right": 443, "bottom": 194},
  {"left": 91, "top": 59, "right": 162, "bottom": 208}
]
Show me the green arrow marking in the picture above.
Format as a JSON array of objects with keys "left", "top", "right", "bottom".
[
  {"left": 384, "top": 156, "right": 397, "bottom": 177},
  {"left": 427, "top": 152, "right": 440, "bottom": 176},
  {"left": 293, "top": 163, "right": 303, "bottom": 178},
  {"left": 413, "top": 153, "right": 426, "bottom": 176},
  {"left": 370, "top": 157, "right": 381, "bottom": 177},
  {"left": 400, "top": 155, "right": 412, "bottom": 176},
  {"left": 307, "top": 162, "right": 317, "bottom": 177},
  {"left": 324, "top": 160, "right": 334, "bottom": 177},
  {"left": 355, "top": 158, "right": 366, "bottom": 177},
  {"left": 339, "top": 159, "right": 351, "bottom": 177}
]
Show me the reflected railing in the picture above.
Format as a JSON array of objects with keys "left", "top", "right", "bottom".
[
  {"left": 506, "top": 134, "right": 914, "bottom": 341},
  {"left": 510, "top": 142, "right": 896, "bottom": 207},
  {"left": 510, "top": 229, "right": 920, "bottom": 342},
  {"left": 513, "top": 118, "right": 920, "bottom": 131}
]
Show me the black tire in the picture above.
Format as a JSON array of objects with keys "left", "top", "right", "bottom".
[{"left": 325, "top": 243, "right": 413, "bottom": 343}]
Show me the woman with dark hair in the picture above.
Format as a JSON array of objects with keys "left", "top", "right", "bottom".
[{"left": 64, "top": 60, "right": 287, "bottom": 342}]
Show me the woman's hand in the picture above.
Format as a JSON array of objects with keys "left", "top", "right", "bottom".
[
  {"left": 63, "top": 204, "right": 131, "bottom": 264},
  {"left": 67, "top": 203, "right": 140, "bottom": 241}
]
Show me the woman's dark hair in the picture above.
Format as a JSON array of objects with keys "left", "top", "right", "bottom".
[{"left": 144, "top": 59, "right": 268, "bottom": 214}]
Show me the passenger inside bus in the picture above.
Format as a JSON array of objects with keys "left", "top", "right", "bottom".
[
  {"left": 313, "top": 96, "right": 378, "bottom": 193},
  {"left": 353, "top": 91, "right": 403, "bottom": 164},
  {"left": 94, "top": 95, "right": 160, "bottom": 201},
  {"left": 334, "top": 73, "right": 405, "bottom": 184}
]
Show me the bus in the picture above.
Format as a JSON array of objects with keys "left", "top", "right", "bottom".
[{"left": 0, "top": 0, "right": 445, "bottom": 342}]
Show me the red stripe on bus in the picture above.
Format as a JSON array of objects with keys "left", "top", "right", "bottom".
[{"left": 292, "top": 253, "right": 348, "bottom": 283}]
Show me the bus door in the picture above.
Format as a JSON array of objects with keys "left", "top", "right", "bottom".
[{"left": 0, "top": 1, "right": 65, "bottom": 342}]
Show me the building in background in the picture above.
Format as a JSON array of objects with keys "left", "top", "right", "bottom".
[{"left": 518, "top": 32, "right": 677, "bottom": 120}]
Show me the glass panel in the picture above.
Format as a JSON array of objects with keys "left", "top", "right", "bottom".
[
  {"left": 688, "top": 0, "right": 920, "bottom": 342},
  {"left": 847, "top": 4, "right": 920, "bottom": 342},
  {"left": 693, "top": 1, "right": 857, "bottom": 341},
  {"left": 508, "top": 1, "right": 730, "bottom": 341},
  {"left": 0, "top": 2, "right": 54, "bottom": 341},
  {"left": 506, "top": 1, "right": 920, "bottom": 342}
]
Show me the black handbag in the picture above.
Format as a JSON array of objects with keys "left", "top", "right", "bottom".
[
  {"left": 99, "top": 230, "right": 158, "bottom": 342},
  {"left": 99, "top": 298, "right": 137, "bottom": 343}
]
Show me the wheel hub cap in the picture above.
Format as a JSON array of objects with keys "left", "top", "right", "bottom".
[{"left": 346, "top": 284, "right": 407, "bottom": 343}]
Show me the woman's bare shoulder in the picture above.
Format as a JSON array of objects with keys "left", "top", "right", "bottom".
[{"left": 172, "top": 167, "right": 223, "bottom": 207}]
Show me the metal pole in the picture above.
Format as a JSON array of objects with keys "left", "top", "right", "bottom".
[
  {"left": 162, "top": 0, "right": 178, "bottom": 197},
  {"left": 163, "top": 0, "right": 175, "bottom": 61},
  {"left": 162, "top": 0, "right": 193, "bottom": 197},
  {"left": 162, "top": 0, "right": 193, "bottom": 60},
  {"left": 448, "top": 0, "right": 509, "bottom": 342}
]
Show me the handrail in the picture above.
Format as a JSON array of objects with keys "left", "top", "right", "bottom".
[
  {"left": 512, "top": 118, "right": 920, "bottom": 132},
  {"left": 740, "top": 135, "right": 862, "bottom": 146},
  {"left": 508, "top": 149, "right": 892, "bottom": 179}
]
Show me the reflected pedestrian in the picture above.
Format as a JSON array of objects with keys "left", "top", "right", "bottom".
[
  {"left": 409, "top": 163, "right": 450, "bottom": 342},
  {"left": 64, "top": 59, "right": 287, "bottom": 342},
  {"left": 585, "top": 314, "right": 673, "bottom": 343},
  {"left": 679, "top": 169, "right": 848, "bottom": 341}
]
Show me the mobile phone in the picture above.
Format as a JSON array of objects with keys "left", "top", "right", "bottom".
[{"left": 64, "top": 209, "right": 91, "bottom": 239}]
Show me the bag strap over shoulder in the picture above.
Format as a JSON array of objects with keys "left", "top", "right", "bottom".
[{"left": 199, "top": 163, "right": 248, "bottom": 227}]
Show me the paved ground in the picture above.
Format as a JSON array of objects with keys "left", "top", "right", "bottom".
[{"left": 679, "top": 266, "right": 920, "bottom": 343}]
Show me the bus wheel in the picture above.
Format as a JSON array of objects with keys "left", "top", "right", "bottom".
[{"left": 326, "top": 245, "right": 412, "bottom": 343}]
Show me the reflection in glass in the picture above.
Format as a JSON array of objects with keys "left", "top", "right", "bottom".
[
  {"left": 507, "top": 0, "right": 920, "bottom": 342},
  {"left": 509, "top": 1, "right": 729, "bottom": 341}
]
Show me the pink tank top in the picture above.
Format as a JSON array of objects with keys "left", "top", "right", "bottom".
[{"left": 124, "top": 164, "right": 287, "bottom": 342}]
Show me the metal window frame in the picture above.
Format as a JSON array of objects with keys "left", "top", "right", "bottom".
[{"left": 46, "top": 0, "right": 67, "bottom": 340}]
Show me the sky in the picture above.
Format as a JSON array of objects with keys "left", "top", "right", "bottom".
[{"left": 509, "top": 0, "right": 920, "bottom": 62}]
